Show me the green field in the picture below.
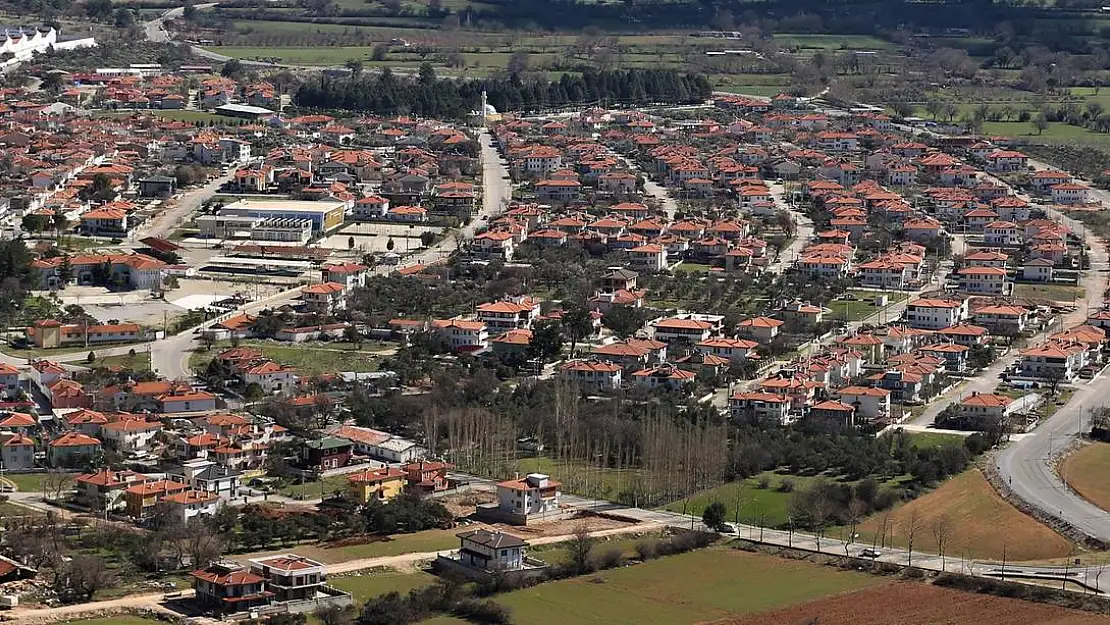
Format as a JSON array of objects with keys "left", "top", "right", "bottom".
[
  {"left": 662, "top": 472, "right": 819, "bottom": 528},
  {"left": 771, "top": 33, "right": 895, "bottom": 51},
  {"left": 192, "top": 339, "right": 389, "bottom": 377},
  {"left": 329, "top": 569, "right": 438, "bottom": 602},
  {"left": 827, "top": 291, "right": 908, "bottom": 322},
  {"left": 2, "top": 472, "right": 53, "bottom": 492},
  {"left": 1013, "top": 283, "right": 1084, "bottom": 302},
  {"left": 981, "top": 120, "right": 1110, "bottom": 149},
  {"left": 243, "top": 529, "right": 460, "bottom": 565},
  {"left": 276, "top": 473, "right": 351, "bottom": 499},
  {"left": 495, "top": 548, "right": 882, "bottom": 625},
  {"left": 92, "top": 351, "right": 152, "bottom": 373},
  {"left": 515, "top": 456, "right": 640, "bottom": 500}
]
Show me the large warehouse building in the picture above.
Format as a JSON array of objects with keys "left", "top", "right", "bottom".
[{"left": 216, "top": 199, "right": 347, "bottom": 234}]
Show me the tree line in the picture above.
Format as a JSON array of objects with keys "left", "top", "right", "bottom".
[{"left": 293, "top": 65, "right": 712, "bottom": 117}]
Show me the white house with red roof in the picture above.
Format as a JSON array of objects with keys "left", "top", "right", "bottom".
[
  {"left": 0, "top": 432, "right": 35, "bottom": 470},
  {"left": 302, "top": 282, "right": 347, "bottom": 314},
  {"left": 559, "top": 359, "right": 623, "bottom": 389},
  {"left": 323, "top": 262, "right": 369, "bottom": 290},
  {"left": 432, "top": 319, "right": 489, "bottom": 352}
]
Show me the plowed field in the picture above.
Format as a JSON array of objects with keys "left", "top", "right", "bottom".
[{"left": 712, "top": 582, "right": 1108, "bottom": 625}]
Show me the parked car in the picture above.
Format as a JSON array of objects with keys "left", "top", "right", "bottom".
[
  {"left": 859, "top": 548, "right": 881, "bottom": 558},
  {"left": 718, "top": 523, "right": 738, "bottom": 535}
]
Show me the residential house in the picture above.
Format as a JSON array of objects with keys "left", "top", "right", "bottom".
[
  {"left": 559, "top": 359, "right": 622, "bottom": 390},
  {"left": 729, "top": 392, "right": 790, "bottom": 425},
  {"left": 346, "top": 467, "right": 407, "bottom": 503},
  {"left": 904, "top": 298, "right": 968, "bottom": 330},
  {"left": 162, "top": 489, "right": 221, "bottom": 525},
  {"left": 837, "top": 386, "right": 891, "bottom": 422},
  {"left": 191, "top": 561, "right": 272, "bottom": 613},
  {"left": 48, "top": 431, "right": 102, "bottom": 466},
  {"left": 248, "top": 555, "right": 330, "bottom": 603}
]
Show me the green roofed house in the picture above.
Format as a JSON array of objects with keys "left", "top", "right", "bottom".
[{"left": 300, "top": 437, "right": 352, "bottom": 471}]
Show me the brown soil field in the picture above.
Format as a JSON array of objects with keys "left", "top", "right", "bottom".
[
  {"left": 712, "top": 582, "right": 1110, "bottom": 625},
  {"left": 857, "top": 469, "right": 1073, "bottom": 562},
  {"left": 1061, "top": 442, "right": 1110, "bottom": 512}
]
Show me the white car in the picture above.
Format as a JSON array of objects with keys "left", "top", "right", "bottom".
[{"left": 718, "top": 523, "right": 738, "bottom": 535}]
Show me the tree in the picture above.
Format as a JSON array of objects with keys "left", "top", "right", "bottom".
[
  {"left": 86, "top": 351, "right": 96, "bottom": 364},
  {"left": 21, "top": 213, "right": 48, "bottom": 236},
  {"left": 902, "top": 508, "right": 922, "bottom": 566},
  {"left": 565, "top": 524, "right": 594, "bottom": 575},
  {"left": 560, "top": 306, "right": 594, "bottom": 356},
  {"left": 527, "top": 320, "right": 563, "bottom": 362},
  {"left": 890, "top": 101, "right": 913, "bottom": 120},
  {"left": 601, "top": 304, "right": 646, "bottom": 338},
  {"left": 113, "top": 7, "right": 134, "bottom": 27},
  {"left": 244, "top": 382, "right": 265, "bottom": 402},
  {"left": 371, "top": 43, "right": 389, "bottom": 61},
  {"left": 344, "top": 59, "right": 363, "bottom": 76},
  {"left": 221, "top": 58, "right": 244, "bottom": 79},
  {"left": 507, "top": 52, "right": 530, "bottom": 74},
  {"left": 931, "top": 515, "right": 955, "bottom": 571},
  {"left": 315, "top": 604, "right": 354, "bottom": 625},
  {"left": 64, "top": 555, "right": 113, "bottom": 600},
  {"left": 386, "top": 237, "right": 395, "bottom": 252},
  {"left": 701, "top": 501, "right": 727, "bottom": 531},
  {"left": 1033, "top": 112, "right": 1050, "bottom": 135},
  {"left": 925, "top": 99, "right": 943, "bottom": 120},
  {"left": 348, "top": 236, "right": 356, "bottom": 250}
]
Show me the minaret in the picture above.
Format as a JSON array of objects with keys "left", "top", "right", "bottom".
[{"left": 480, "top": 90, "right": 488, "bottom": 126}]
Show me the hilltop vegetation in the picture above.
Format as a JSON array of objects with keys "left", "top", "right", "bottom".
[{"left": 294, "top": 65, "right": 713, "bottom": 116}]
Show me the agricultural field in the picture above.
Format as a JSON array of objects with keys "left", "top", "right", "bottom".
[
  {"left": 717, "top": 581, "right": 1110, "bottom": 625},
  {"left": 1060, "top": 442, "right": 1110, "bottom": 513},
  {"left": 494, "top": 548, "right": 883, "bottom": 625},
  {"left": 856, "top": 469, "right": 1073, "bottom": 562}
]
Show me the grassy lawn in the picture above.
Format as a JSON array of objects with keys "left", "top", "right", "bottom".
[
  {"left": 495, "top": 548, "right": 883, "bottom": 625},
  {"left": 662, "top": 472, "right": 829, "bottom": 528},
  {"left": 827, "top": 291, "right": 908, "bottom": 322},
  {"left": 515, "top": 456, "right": 641, "bottom": 500},
  {"left": 91, "top": 351, "right": 151, "bottom": 373},
  {"left": 209, "top": 45, "right": 378, "bottom": 65},
  {"left": 907, "top": 431, "right": 967, "bottom": 449},
  {"left": 1013, "top": 283, "right": 1084, "bottom": 303},
  {"left": 192, "top": 339, "right": 389, "bottom": 377},
  {"left": 856, "top": 469, "right": 1072, "bottom": 562},
  {"left": 418, "top": 618, "right": 471, "bottom": 625},
  {"left": 2, "top": 472, "right": 53, "bottom": 492},
  {"left": 275, "top": 473, "right": 351, "bottom": 499},
  {"left": 244, "top": 529, "right": 460, "bottom": 565},
  {"left": 329, "top": 569, "right": 438, "bottom": 603},
  {"left": 672, "top": 262, "right": 715, "bottom": 273},
  {"left": 1061, "top": 442, "right": 1110, "bottom": 513}
]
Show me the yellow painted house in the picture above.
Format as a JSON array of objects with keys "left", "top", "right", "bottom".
[{"left": 346, "top": 467, "right": 407, "bottom": 503}]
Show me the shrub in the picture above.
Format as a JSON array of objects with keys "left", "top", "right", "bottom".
[
  {"left": 756, "top": 475, "right": 771, "bottom": 489},
  {"left": 776, "top": 479, "right": 795, "bottom": 493},
  {"left": 589, "top": 547, "right": 623, "bottom": 571},
  {"left": 634, "top": 539, "right": 659, "bottom": 560},
  {"left": 452, "top": 598, "right": 512, "bottom": 625}
]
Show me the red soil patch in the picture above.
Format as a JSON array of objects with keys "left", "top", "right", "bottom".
[{"left": 711, "top": 582, "right": 1108, "bottom": 625}]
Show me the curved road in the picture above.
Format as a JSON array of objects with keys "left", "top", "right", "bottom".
[{"left": 995, "top": 160, "right": 1110, "bottom": 543}]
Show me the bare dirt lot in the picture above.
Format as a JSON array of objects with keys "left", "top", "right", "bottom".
[{"left": 713, "top": 581, "right": 1110, "bottom": 625}]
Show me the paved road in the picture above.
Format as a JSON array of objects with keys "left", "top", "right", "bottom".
[
  {"left": 993, "top": 159, "right": 1110, "bottom": 542},
  {"left": 384, "top": 129, "right": 510, "bottom": 273}
]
